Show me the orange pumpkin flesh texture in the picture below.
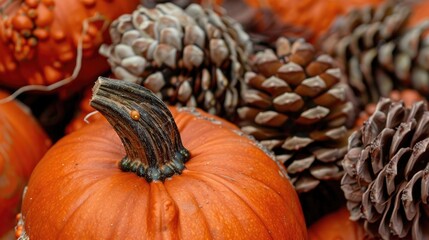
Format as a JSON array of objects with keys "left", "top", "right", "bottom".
[
  {"left": 0, "top": 90, "right": 51, "bottom": 237},
  {"left": 0, "top": 0, "right": 140, "bottom": 95},
  {"left": 19, "top": 78, "right": 307, "bottom": 239}
]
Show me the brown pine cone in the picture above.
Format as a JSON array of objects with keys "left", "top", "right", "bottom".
[
  {"left": 342, "top": 98, "right": 429, "bottom": 239},
  {"left": 320, "top": 1, "right": 429, "bottom": 106},
  {"left": 238, "top": 37, "right": 357, "bottom": 193},
  {"left": 100, "top": 3, "right": 252, "bottom": 119}
]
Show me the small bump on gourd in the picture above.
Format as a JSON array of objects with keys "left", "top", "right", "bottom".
[
  {"left": 53, "top": 61, "right": 62, "bottom": 68},
  {"left": 80, "top": 0, "right": 96, "bottom": 7},
  {"left": 11, "top": 15, "right": 34, "bottom": 30},
  {"left": 52, "top": 30, "right": 66, "bottom": 41},
  {"left": 28, "top": 37, "right": 38, "bottom": 46},
  {"left": 34, "top": 4, "right": 54, "bottom": 27},
  {"left": 58, "top": 51, "right": 75, "bottom": 62},
  {"left": 27, "top": 9, "right": 37, "bottom": 19},
  {"left": 25, "top": 0, "right": 40, "bottom": 8},
  {"left": 32, "top": 28, "right": 48, "bottom": 40}
]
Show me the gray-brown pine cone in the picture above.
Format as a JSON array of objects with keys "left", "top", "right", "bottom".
[
  {"left": 342, "top": 98, "right": 429, "bottom": 239},
  {"left": 238, "top": 37, "right": 356, "bottom": 193},
  {"left": 321, "top": 1, "right": 429, "bottom": 106},
  {"left": 100, "top": 3, "right": 252, "bottom": 118}
]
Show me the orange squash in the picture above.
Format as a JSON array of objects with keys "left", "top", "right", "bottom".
[
  {"left": 0, "top": 0, "right": 140, "bottom": 96},
  {"left": 0, "top": 90, "right": 50, "bottom": 238},
  {"left": 243, "top": 0, "right": 384, "bottom": 42},
  {"left": 17, "top": 78, "right": 307, "bottom": 239},
  {"left": 308, "top": 207, "right": 370, "bottom": 240}
]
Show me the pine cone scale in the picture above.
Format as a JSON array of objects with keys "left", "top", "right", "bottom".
[
  {"left": 310, "top": 164, "right": 342, "bottom": 179},
  {"left": 273, "top": 92, "right": 304, "bottom": 112},
  {"left": 276, "top": 63, "right": 306, "bottom": 86}
]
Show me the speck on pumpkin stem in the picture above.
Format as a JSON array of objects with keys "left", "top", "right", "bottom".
[{"left": 90, "top": 77, "right": 190, "bottom": 182}]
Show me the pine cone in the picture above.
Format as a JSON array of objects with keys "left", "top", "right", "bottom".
[
  {"left": 238, "top": 37, "right": 356, "bottom": 193},
  {"left": 342, "top": 98, "right": 429, "bottom": 239},
  {"left": 100, "top": 3, "right": 252, "bottom": 118},
  {"left": 320, "top": 1, "right": 429, "bottom": 106}
]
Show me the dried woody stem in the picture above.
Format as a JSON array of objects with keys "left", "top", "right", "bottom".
[{"left": 90, "top": 77, "right": 190, "bottom": 182}]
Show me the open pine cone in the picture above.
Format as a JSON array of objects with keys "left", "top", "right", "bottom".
[
  {"left": 342, "top": 98, "right": 429, "bottom": 239},
  {"left": 100, "top": 3, "right": 252, "bottom": 119},
  {"left": 238, "top": 37, "right": 356, "bottom": 193},
  {"left": 321, "top": 1, "right": 429, "bottom": 106}
]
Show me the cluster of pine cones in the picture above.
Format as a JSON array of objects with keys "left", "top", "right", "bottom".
[{"left": 60, "top": 0, "right": 426, "bottom": 239}]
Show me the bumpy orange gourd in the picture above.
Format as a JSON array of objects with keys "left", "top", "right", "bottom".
[
  {"left": 17, "top": 78, "right": 307, "bottom": 239},
  {"left": 0, "top": 0, "right": 140, "bottom": 96},
  {"left": 308, "top": 207, "right": 369, "bottom": 240},
  {"left": 0, "top": 90, "right": 50, "bottom": 238},
  {"left": 243, "top": 0, "right": 383, "bottom": 42}
]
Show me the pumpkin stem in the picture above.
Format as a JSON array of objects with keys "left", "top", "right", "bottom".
[{"left": 90, "top": 77, "right": 190, "bottom": 182}]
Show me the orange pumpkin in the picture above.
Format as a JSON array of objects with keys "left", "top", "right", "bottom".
[
  {"left": 243, "top": 0, "right": 384, "bottom": 42},
  {"left": 308, "top": 207, "right": 370, "bottom": 240},
  {"left": 17, "top": 78, "right": 307, "bottom": 239},
  {"left": 0, "top": 90, "right": 51, "bottom": 238},
  {"left": 0, "top": 0, "right": 140, "bottom": 96}
]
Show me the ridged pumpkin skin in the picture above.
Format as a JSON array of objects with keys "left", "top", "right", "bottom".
[
  {"left": 0, "top": 91, "right": 50, "bottom": 237},
  {"left": 0, "top": 0, "right": 140, "bottom": 95},
  {"left": 308, "top": 207, "right": 368, "bottom": 240},
  {"left": 20, "top": 107, "right": 306, "bottom": 239}
]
